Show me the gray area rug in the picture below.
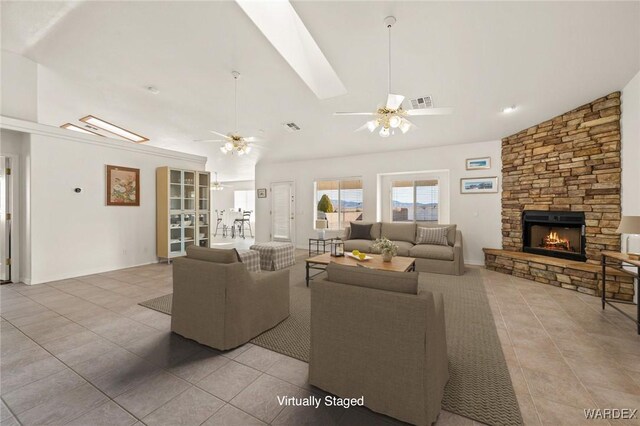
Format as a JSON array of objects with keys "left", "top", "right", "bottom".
[{"left": 140, "top": 262, "right": 522, "bottom": 426}]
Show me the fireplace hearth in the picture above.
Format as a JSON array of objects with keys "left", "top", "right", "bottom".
[{"left": 522, "top": 211, "right": 586, "bottom": 262}]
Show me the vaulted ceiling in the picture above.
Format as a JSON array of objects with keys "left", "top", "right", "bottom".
[{"left": 2, "top": 1, "right": 639, "bottom": 181}]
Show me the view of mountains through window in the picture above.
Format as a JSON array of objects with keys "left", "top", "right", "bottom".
[
  {"left": 392, "top": 180, "right": 439, "bottom": 222},
  {"left": 315, "top": 179, "right": 363, "bottom": 229}
]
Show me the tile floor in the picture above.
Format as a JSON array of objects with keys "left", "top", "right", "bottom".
[{"left": 1, "top": 261, "right": 638, "bottom": 425}]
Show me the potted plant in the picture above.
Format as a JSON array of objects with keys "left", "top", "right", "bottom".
[{"left": 372, "top": 237, "right": 398, "bottom": 262}]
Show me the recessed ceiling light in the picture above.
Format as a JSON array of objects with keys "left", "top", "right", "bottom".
[
  {"left": 60, "top": 123, "right": 103, "bottom": 136},
  {"left": 502, "top": 105, "right": 517, "bottom": 114},
  {"left": 79, "top": 115, "right": 149, "bottom": 143}
]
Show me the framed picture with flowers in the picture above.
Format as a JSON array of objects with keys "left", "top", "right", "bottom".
[{"left": 106, "top": 165, "right": 140, "bottom": 206}]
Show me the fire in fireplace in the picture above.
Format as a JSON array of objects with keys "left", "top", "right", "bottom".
[{"left": 522, "top": 211, "right": 586, "bottom": 261}]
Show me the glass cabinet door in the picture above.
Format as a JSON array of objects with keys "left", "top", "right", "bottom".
[
  {"left": 198, "top": 172, "right": 209, "bottom": 211},
  {"left": 197, "top": 213, "right": 209, "bottom": 247},
  {"left": 184, "top": 171, "right": 196, "bottom": 212},
  {"left": 169, "top": 214, "right": 182, "bottom": 254},
  {"left": 183, "top": 213, "right": 195, "bottom": 250},
  {"left": 169, "top": 170, "right": 182, "bottom": 211}
]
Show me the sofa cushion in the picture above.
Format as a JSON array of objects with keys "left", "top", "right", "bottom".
[
  {"left": 349, "top": 223, "right": 373, "bottom": 240},
  {"left": 409, "top": 244, "right": 454, "bottom": 261},
  {"left": 381, "top": 222, "right": 417, "bottom": 243},
  {"left": 186, "top": 246, "right": 239, "bottom": 263},
  {"left": 344, "top": 239, "right": 373, "bottom": 253},
  {"left": 417, "top": 223, "right": 457, "bottom": 246},
  {"left": 326, "top": 263, "right": 418, "bottom": 295},
  {"left": 344, "top": 222, "right": 381, "bottom": 240},
  {"left": 416, "top": 227, "right": 449, "bottom": 246},
  {"left": 392, "top": 241, "right": 415, "bottom": 257}
]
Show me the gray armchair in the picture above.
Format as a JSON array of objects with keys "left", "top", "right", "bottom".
[
  {"left": 171, "top": 246, "right": 289, "bottom": 350},
  {"left": 309, "top": 263, "right": 449, "bottom": 425}
]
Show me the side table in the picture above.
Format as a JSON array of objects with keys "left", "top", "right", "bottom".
[
  {"left": 601, "top": 251, "right": 639, "bottom": 334},
  {"left": 308, "top": 237, "right": 339, "bottom": 256}
]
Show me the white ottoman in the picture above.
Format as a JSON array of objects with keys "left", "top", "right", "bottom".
[
  {"left": 237, "top": 249, "right": 261, "bottom": 273},
  {"left": 249, "top": 242, "right": 296, "bottom": 271}
]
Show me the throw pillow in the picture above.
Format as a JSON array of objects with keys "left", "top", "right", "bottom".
[
  {"left": 349, "top": 222, "right": 373, "bottom": 240},
  {"left": 416, "top": 227, "right": 449, "bottom": 246}
]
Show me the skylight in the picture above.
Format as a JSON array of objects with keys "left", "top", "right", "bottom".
[
  {"left": 60, "top": 123, "right": 103, "bottom": 136},
  {"left": 79, "top": 115, "right": 149, "bottom": 143},
  {"left": 235, "top": 0, "right": 347, "bottom": 100}
]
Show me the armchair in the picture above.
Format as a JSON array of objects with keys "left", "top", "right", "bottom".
[{"left": 171, "top": 246, "right": 290, "bottom": 350}]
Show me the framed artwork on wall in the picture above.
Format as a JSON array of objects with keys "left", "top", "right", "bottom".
[
  {"left": 465, "top": 157, "right": 491, "bottom": 170},
  {"left": 460, "top": 176, "right": 498, "bottom": 194},
  {"left": 106, "top": 165, "right": 140, "bottom": 206},
  {"left": 257, "top": 188, "right": 267, "bottom": 198}
]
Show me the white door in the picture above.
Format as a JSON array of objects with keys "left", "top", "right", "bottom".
[
  {"left": 271, "top": 181, "right": 295, "bottom": 242},
  {"left": 0, "top": 157, "right": 10, "bottom": 282}
]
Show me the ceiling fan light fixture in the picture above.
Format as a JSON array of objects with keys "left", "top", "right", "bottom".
[
  {"left": 399, "top": 119, "right": 412, "bottom": 134},
  {"left": 366, "top": 120, "right": 378, "bottom": 132},
  {"left": 389, "top": 115, "right": 402, "bottom": 128},
  {"left": 379, "top": 127, "right": 390, "bottom": 137},
  {"left": 224, "top": 142, "right": 234, "bottom": 151}
]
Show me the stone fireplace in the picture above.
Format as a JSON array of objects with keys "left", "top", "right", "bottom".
[
  {"left": 522, "top": 210, "right": 586, "bottom": 262},
  {"left": 484, "top": 91, "right": 635, "bottom": 301}
]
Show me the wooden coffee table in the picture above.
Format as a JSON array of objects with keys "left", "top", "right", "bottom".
[{"left": 305, "top": 252, "right": 416, "bottom": 286}]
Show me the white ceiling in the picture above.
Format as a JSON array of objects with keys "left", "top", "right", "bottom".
[{"left": 2, "top": 1, "right": 639, "bottom": 181}]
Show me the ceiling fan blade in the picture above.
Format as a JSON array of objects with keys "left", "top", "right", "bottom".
[
  {"left": 405, "top": 107, "right": 454, "bottom": 116},
  {"left": 354, "top": 122, "right": 371, "bottom": 132},
  {"left": 243, "top": 136, "right": 264, "bottom": 143},
  {"left": 209, "top": 130, "right": 230, "bottom": 138},
  {"left": 386, "top": 93, "right": 405, "bottom": 110},
  {"left": 194, "top": 139, "right": 225, "bottom": 142},
  {"left": 333, "top": 112, "right": 376, "bottom": 116},
  {"left": 399, "top": 118, "right": 416, "bottom": 134}
]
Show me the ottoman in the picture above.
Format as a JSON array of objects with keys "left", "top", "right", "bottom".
[
  {"left": 237, "top": 249, "right": 261, "bottom": 273},
  {"left": 249, "top": 242, "right": 296, "bottom": 271}
]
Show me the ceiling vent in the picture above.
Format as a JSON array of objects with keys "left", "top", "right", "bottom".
[
  {"left": 409, "top": 96, "right": 433, "bottom": 110},
  {"left": 282, "top": 122, "right": 301, "bottom": 132}
]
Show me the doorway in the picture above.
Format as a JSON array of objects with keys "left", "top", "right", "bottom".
[
  {"left": 1, "top": 156, "right": 12, "bottom": 284},
  {"left": 271, "top": 181, "right": 295, "bottom": 242}
]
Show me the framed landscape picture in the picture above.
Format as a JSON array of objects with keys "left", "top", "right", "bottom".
[
  {"left": 106, "top": 165, "right": 140, "bottom": 206},
  {"left": 466, "top": 157, "right": 491, "bottom": 170},
  {"left": 460, "top": 176, "right": 498, "bottom": 194}
]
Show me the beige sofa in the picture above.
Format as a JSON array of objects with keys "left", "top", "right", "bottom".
[
  {"left": 310, "top": 263, "right": 449, "bottom": 425},
  {"left": 342, "top": 222, "right": 464, "bottom": 275},
  {"left": 171, "top": 246, "right": 290, "bottom": 350}
]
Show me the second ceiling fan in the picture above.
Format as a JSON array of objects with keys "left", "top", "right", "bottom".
[
  {"left": 334, "top": 16, "right": 453, "bottom": 137},
  {"left": 196, "top": 71, "right": 262, "bottom": 155}
]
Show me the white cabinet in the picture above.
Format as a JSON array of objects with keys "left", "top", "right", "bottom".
[{"left": 157, "top": 167, "right": 210, "bottom": 260}]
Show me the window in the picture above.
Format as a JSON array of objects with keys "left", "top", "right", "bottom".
[
  {"left": 391, "top": 179, "right": 438, "bottom": 222},
  {"left": 315, "top": 178, "right": 363, "bottom": 229},
  {"left": 234, "top": 190, "right": 255, "bottom": 213}
]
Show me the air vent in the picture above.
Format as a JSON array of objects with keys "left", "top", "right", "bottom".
[
  {"left": 409, "top": 96, "right": 433, "bottom": 109},
  {"left": 282, "top": 122, "right": 301, "bottom": 132}
]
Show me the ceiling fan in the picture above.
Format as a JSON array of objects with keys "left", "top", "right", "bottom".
[
  {"left": 195, "top": 71, "right": 261, "bottom": 155},
  {"left": 334, "top": 16, "right": 453, "bottom": 137},
  {"left": 211, "top": 172, "right": 229, "bottom": 191}
]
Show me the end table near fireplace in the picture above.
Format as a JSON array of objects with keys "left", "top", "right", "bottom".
[{"left": 601, "top": 251, "right": 640, "bottom": 334}]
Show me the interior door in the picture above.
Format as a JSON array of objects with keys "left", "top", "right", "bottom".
[
  {"left": 0, "top": 157, "right": 10, "bottom": 283},
  {"left": 271, "top": 181, "right": 295, "bottom": 242}
]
